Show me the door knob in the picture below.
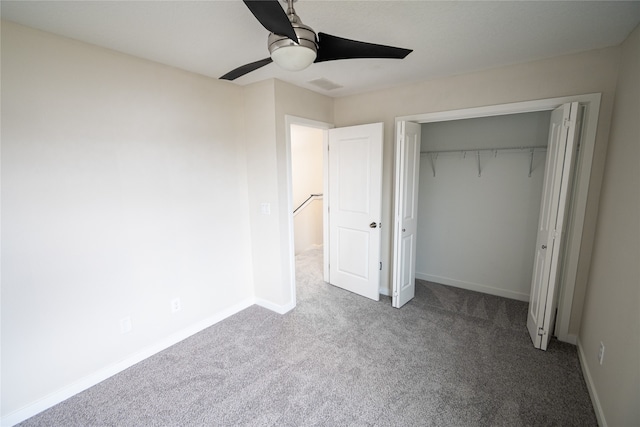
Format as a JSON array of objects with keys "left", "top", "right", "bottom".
[
  {"left": 369, "top": 222, "right": 377, "bottom": 229},
  {"left": 541, "top": 245, "right": 547, "bottom": 249}
]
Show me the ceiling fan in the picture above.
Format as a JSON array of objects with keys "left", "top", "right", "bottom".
[{"left": 220, "top": 0, "right": 413, "bottom": 80}]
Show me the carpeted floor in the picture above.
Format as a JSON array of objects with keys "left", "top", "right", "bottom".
[{"left": 19, "top": 245, "right": 597, "bottom": 426}]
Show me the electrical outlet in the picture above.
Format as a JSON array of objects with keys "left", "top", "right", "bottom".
[
  {"left": 260, "top": 202, "right": 271, "bottom": 215},
  {"left": 171, "top": 298, "right": 181, "bottom": 313},
  {"left": 598, "top": 341, "right": 605, "bottom": 365},
  {"left": 120, "top": 316, "right": 132, "bottom": 334}
]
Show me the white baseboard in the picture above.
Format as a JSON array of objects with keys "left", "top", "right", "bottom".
[
  {"left": 577, "top": 338, "right": 607, "bottom": 427},
  {"left": 1, "top": 297, "right": 255, "bottom": 427},
  {"left": 558, "top": 333, "right": 578, "bottom": 345},
  {"left": 255, "top": 298, "right": 296, "bottom": 314},
  {"left": 415, "top": 272, "right": 530, "bottom": 302}
]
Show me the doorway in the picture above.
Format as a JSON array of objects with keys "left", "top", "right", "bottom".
[
  {"left": 290, "top": 124, "right": 324, "bottom": 257},
  {"left": 286, "top": 118, "right": 385, "bottom": 303},
  {"left": 285, "top": 116, "right": 332, "bottom": 306}
]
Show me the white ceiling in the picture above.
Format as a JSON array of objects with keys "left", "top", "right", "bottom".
[{"left": 2, "top": 1, "right": 639, "bottom": 97}]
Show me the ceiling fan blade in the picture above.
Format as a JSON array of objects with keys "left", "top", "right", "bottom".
[
  {"left": 315, "top": 32, "right": 412, "bottom": 63},
  {"left": 220, "top": 57, "right": 273, "bottom": 81},
  {"left": 243, "top": 0, "right": 298, "bottom": 43}
]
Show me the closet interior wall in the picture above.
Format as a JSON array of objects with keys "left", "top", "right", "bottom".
[{"left": 416, "top": 111, "right": 552, "bottom": 301}]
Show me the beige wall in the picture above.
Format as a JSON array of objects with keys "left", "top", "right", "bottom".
[
  {"left": 242, "top": 80, "right": 282, "bottom": 304},
  {"left": 333, "top": 47, "right": 621, "bottom": 330},
  {"left": 291, "top": 125, "right": 324, "bottom": 210},
  {"left": 578, "top": 25, "right": 640, "bottom": 426},
  {"left": 0, "top": 22, "right": 333, "bottom": 420},
  {"left": 243, "top": 79, "right": 333, "bottom": 308},
  {"left": 1, "top": 21, "right": 254, "bottom": 418}
]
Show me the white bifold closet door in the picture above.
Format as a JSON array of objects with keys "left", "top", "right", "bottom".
[
  {"left": 527, "top": 102, "right": 580, "bottom": 350},
  {"left": 392, "top": 121, "right": 422, "bottom": 308}
]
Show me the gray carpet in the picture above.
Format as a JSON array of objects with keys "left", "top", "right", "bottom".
[{"left": 20, "top": 246, "right": 597, "bottom": 426}]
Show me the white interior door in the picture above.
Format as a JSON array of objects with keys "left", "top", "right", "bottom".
[
  {"left": 328, "top": 123, "right": 383, "bottom": 301},
  {"left": 527, "top": 102, "right": 580, "bottom": 350},
  {"left": 392, "top": 121, "right": 422, "bottom": 308}
]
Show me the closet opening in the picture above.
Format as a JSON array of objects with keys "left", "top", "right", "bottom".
[
  {"left": 416, "top": 111, "right": 552, "bottom": 303},
  {"left": 393, "top": 94, "right": 601, "bottom": 347}
]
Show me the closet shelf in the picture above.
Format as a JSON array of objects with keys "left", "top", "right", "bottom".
[
  {"left": 420, "top": 145, "right": 547, "bottom": 178},
  {"left": 420, "top": 145, "right": 547, "bottom": 155}
]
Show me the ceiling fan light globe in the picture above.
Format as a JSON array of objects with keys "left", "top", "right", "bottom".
[
  {"left": 268, "top": 19, "right": 317, "bottom": 72},
  {"left": 271, "top": 45, "right": 317, "bottom": 71}
]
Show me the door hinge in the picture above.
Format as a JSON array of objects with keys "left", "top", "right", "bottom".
[
  {"left": 538, "top": 327, "right": 545, "bottom": 337},
  {"left": 379, "top": 262, "right": 382, "bottom": 271},
  {"left": 563, "top": 118, "right": 573, "bottom": 128}
]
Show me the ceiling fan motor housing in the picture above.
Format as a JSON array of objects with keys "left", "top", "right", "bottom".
[{"left": 268, "top": 17, "right": 318, "bottom": 70}]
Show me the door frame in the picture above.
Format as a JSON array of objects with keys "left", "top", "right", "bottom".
[
  {"left": 395, "top": 93, "right": 601, "bottom": 343},
  {"left": 285, "top": 115, "right": 334, "bottom": 305}
]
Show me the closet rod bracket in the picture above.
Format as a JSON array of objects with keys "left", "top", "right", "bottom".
[
  {"left": 430, "top": 153, "right": 438, "bottom": 177},
  {"left": 528, "top": 148, "right": 535, "bottom": 177}
]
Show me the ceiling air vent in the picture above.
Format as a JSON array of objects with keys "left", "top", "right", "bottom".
[{"left": 308, "top": 78, "right": 343, "bottom": 91}]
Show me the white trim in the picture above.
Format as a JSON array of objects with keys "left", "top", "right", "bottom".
[
  {"left": 255, "top": 298, "right": 296, "bottom": 315},
  {"left": 323, "top": 129, "right": 330, "bottom": 283},
  {"left": 284, "top": 115, "right": 334, "bottom": 301},
  {"left": 555, "top": 100, "right": 599, "bottom": 343},
  {"left": 397, "top": 93, "right": 601, "bottom": 343},
  {"left": 577, "top": 338, "right": 608, "bottom": 427},
  {"left": 416, "top": 273, "right": 530, "bottom": 302},
  {"left": 396, "top": 94, "right": 600, "bottom": 124},
  {"left": 1, "top": 297, "right": 255, "bottom": 427},
  {"left": 392, "top": 121, "right": 404, "bottom": 306}
]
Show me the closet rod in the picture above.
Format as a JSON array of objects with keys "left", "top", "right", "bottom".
[
  {"left": 421, "top": 145, "right": 547, "bottom": 178},
  {"left": 420, "top": 145, "right": 547, "bottom": 155}
]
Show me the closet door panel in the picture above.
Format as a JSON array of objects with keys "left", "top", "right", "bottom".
[{"left": 393, "top": 121, "right": 421, "bottom": 308}]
